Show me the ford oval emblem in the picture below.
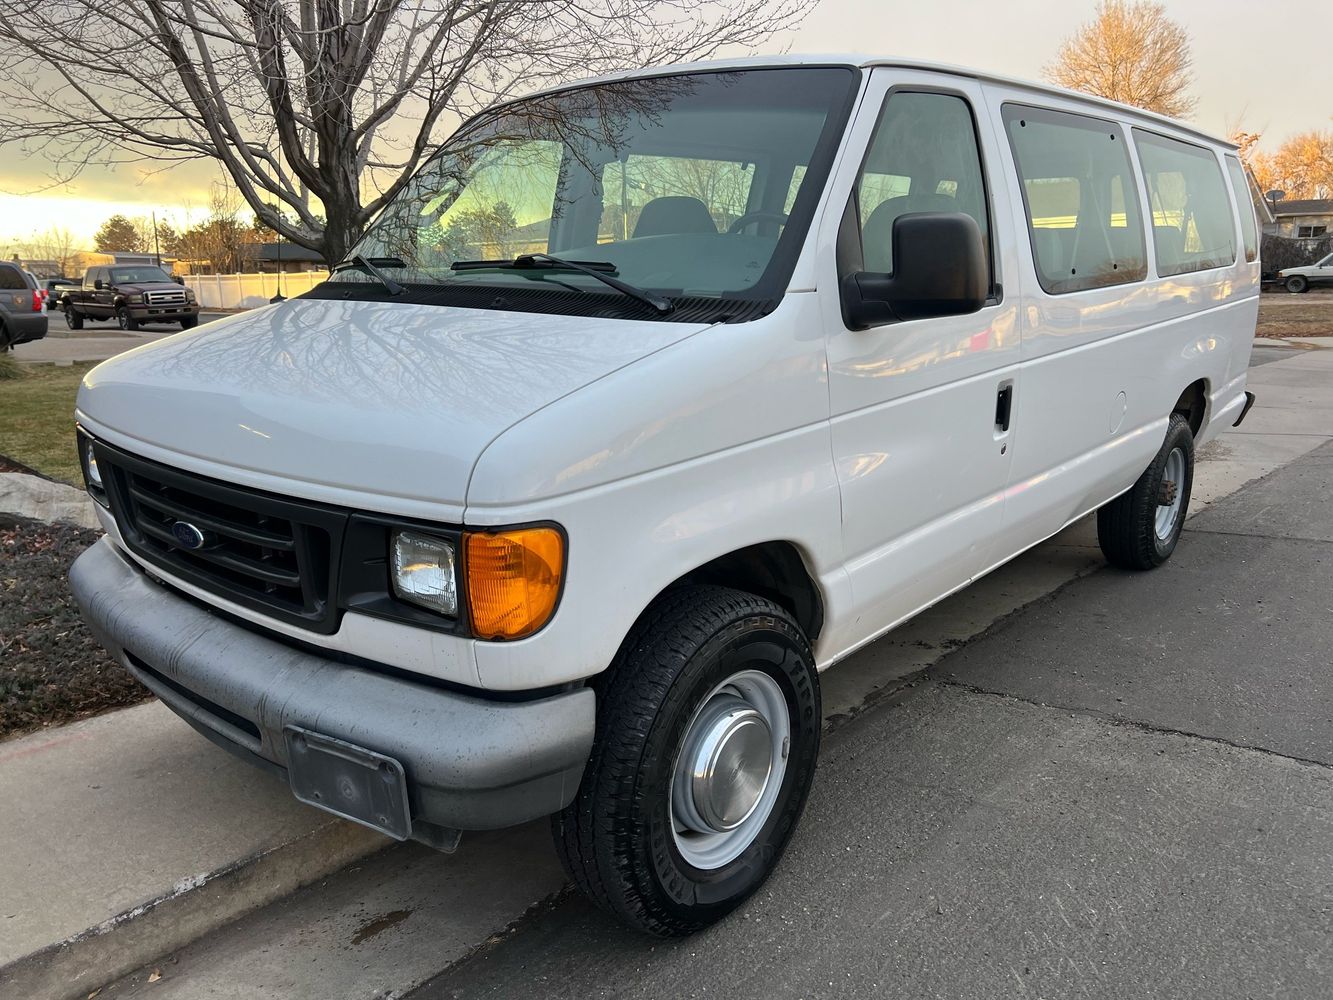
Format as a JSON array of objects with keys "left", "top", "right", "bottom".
[{"left": 171, "top": 521, "right": 207, "bottom": 550}]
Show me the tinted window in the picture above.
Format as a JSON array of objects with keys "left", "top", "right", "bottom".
[
  {"left": 110, "top": 266, "right": 173, "bottom": 283},
  {"left": 1003, "top": 105, "right": 1146, "bottom": 294},
  {"left": 1134, "top": 130, "right": 1236, "bottom": 276},
  {"left": 0, "top": 265, "right": 25, "bottom": 290},
  {"left": 84, "top": 269, "right": 102, "bottom": 288},
  {"left": 854, "top": 91, "right": 991, "bottom": 279},
  {"left": 1224, "top": 155, "right": 1259, "bottom": 263}
]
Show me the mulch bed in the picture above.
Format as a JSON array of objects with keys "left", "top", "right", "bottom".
[{"left": 0, "top": 513, "right": 149, "bottom": 739}]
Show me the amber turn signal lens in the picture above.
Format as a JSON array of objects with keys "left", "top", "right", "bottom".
[{"left": 464, "top": 527, "right": 564, "bottom": 640}]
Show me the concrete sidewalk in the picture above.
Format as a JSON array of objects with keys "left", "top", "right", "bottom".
[{"left": 5, "top": 342, "right": 1332, "bottom": 1000}]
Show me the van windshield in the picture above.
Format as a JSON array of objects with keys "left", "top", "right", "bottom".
[{"left": 334, "top": 67, "right": 858, "bottom": 320}]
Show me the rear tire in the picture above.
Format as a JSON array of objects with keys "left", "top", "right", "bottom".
[
  {"left": 66, "top": 308, "right": 84, "bottom": 330},
  {"left": 1286, "top": 275, "right": 1309, "bottom": 293},
  {"left": 552, "top": 585, "right": 820, "bottom": 936},
  {"left": 1097, "top": 412, "right": 1194, "bottom": 570}
]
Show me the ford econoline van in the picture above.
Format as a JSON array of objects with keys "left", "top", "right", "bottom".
[{"left": 70, "top": 56, "right": 1260, "bottom": 936}]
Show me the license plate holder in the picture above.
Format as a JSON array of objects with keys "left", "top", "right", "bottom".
[{"left": 284, "top": 726, "right": 411, "bottom": 840}]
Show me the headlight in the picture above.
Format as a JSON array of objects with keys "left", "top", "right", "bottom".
[
  {"left": 185, "top": 289, "right": 196, "bottom": 303},
  {"left": 127, "top": 293, "right": 143, "bottom": 304},
  {"left": 390, "top": 530, "right": 458, "bottom": 616}
]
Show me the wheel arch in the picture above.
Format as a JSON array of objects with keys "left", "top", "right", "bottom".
[
  {"left": 620, "top": 540, "right": 825, "bottom": 657},
  {"left": 1173, "top": 378, "right": 1209, "bottom": 437}
]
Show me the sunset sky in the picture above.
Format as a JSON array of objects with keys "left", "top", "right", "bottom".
[{"left": 0, "top": 0, "right": 1325, "bottom": 252}]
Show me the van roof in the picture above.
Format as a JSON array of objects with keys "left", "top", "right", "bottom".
[{"left": 518, "top": 54, "right": 1234, "bottom": 151}]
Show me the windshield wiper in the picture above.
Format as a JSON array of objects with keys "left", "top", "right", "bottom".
[
  {"left": 331, "top": 254, "right": 405, "bottom": 295},
  {"left": 451, "top": 253, "right": 673, "bottom": 315}
]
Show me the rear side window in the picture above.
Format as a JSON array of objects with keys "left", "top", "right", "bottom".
[
  {"left": 1003, "top": 104, "right": 1146, "bottom": 294},
  {"left": 854, "top": 91, "right": 992, "bottom": 282},
  {"left": 1224, "top": 155, "right": 1259, "bottom": 263},
  {"left": 0, "top": 265, "right": 25, "bottom": 290},
  {"left": 1134, "top": 130, "right": 1236, "bottom": 276}
]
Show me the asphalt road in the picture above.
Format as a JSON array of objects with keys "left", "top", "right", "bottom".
[{"left": 406, "top": 442, "right": 1333, "bottom": 999}]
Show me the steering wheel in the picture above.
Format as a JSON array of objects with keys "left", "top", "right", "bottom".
[{"left": 727, "top": 211, "right": 789, "bottom": 234}]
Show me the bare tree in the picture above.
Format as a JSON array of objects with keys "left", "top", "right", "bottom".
[
  {"left": 1045, "top": 1, "right": 1197, "bottom": 118},
  {"left": 0, "top": 0, "right": 814, "bottom": 264}
]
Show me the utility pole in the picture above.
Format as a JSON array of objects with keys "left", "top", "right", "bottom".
[{"left": 152, "top": 211, "right": 162, "bottom": 267}]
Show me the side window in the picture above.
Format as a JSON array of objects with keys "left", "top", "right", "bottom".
[
  {"left": 0, "top": 265, "right": 25, "bottom": 290},
  {"left": 1134, "top": 130, "right": 1236, "bottom": 276},
  {"left": 1224, "top": 155, "right": 1259, "bottom": 263},
  {"left": 85, "top": 268, "right": 101, "bottom": 288},
  {"left": 1003, "top": 104, "right": 1147, "bottom": 294},
  {"left": 853, "top": 91, "right": 991, "bottom": 281}
]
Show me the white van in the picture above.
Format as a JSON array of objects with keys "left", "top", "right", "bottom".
[{"left": 71, "top": 56, "right": 1259, "bottom": 935}]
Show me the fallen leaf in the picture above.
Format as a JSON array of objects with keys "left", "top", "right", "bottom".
[{"left": 148, "top": 968, "right": 162, "bottom": 983}]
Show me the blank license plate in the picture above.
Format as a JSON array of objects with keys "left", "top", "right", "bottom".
[{"left": 284, "top": 726, "right": 411, "bottom": 840}]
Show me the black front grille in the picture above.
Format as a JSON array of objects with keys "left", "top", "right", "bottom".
[{"left": 97, "top": 443, "right": 347, "bottom": 633}]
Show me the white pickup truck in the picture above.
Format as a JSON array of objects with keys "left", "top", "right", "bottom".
[
  {"left": 71, "top": 55, "right": 1259, "bottom": 935},
  {"left": 1277, "top": 251, "right": 1333, "bottom": 292}
]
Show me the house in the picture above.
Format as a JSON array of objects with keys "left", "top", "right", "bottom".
[
  {"left": 245, "top": 243, "right": 326, "bottom": 273},
  {"left": 1261, "top": 198, "right": 1333, "bottom": 242}
]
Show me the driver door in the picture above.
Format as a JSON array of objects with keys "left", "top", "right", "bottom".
[{"left": 816, "top": 69, "right": 1023, "bottom": 657}]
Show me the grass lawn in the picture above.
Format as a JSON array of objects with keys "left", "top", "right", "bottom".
[
  {"left": 1256, "top": 294, "right": 1333, "bottom": 339},
  {"left": 0, "top": 362, "right": 95, "bottom": 485}
]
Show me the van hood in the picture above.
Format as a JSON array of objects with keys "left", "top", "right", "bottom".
[{"left": 76, "top": 297, "right": 710, "bottom": 515}]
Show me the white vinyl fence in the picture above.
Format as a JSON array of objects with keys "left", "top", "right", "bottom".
[{"left": 184, "top": 271, "right": 329, "bottom": 310}]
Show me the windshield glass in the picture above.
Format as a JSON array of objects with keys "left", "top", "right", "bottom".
[
  {"left": 111, "top": 266, "right": 173, "bottom": 283},
  {"left": 339, "top": 67, "right": 857, "bottom": 315}
]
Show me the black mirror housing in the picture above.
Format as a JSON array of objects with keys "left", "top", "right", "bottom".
[
  {"left": 174, "top": 275, "right": 184, "bottom": 284},
  {"left": 841, "top": 212, "right": 988, "bottom": 329},
  {"left": 94, "top": 279, "right": 104, "bottom": 290}
]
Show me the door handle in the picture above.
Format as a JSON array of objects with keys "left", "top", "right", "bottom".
[{"left": 995, "top": 384, "right": 1013, "bottom": 432}]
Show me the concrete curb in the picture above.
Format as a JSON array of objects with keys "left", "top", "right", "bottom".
[
  {"left": 0, "top": 819, "right": 387, "bottom": 1000},
  {"left": 0, "top": 472, "right": 99, "bottom": 529}
]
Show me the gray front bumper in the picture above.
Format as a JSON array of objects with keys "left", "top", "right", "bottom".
[{"left": 70, "top": 537, "right": 594, "bottom": 835}]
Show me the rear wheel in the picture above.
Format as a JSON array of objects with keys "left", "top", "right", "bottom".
[
  {"left": 65, "top": 307, "right": 84, "bottom": 330},
  {"left": 1097, "top": 412, "right": 1195, "bottom": 570},
  {"left": 116, "top": 306, "right": 138, "bottom": 331},
  {"left": 1286, "top": 275, "right": 1309, "bottom": 293},
  {"left": 552, "top": 585, "right": 820, "bottom": 936}
]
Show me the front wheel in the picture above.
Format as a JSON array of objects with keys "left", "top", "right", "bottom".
[
  {"left": 116, "top": 306, "right": 138, "bottom": 331},
  {"left": 180, "top": 315, "right": 198, "bottom": 330},
  {"left": 1286, "top": 275, "right": 1309, "bottom": 293},
  {"left": 1097, "top": 412, "right": 1195, "bottom": 570},
  {"left": 552, "top": 585, "right": 820, "bottom": 936}
]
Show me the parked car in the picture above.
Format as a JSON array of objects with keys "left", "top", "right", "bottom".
[
  {"left": 45, "top": 277, "right": 79, "bottom": 303},
  {"left": 0, "top": 261, "right": 48, "bottom": 348},
  {"left": 23, "top": 270, "right": 47, "bottom": 311},
  {"left": 62, "top": 264, "right": 199, "bottom": 330},
  {"left": 1277, "top": 252, "right": 1333, "bottom": 292},
  {"left": 69, "top": 57, "right": 1260, "bottom": 935}
]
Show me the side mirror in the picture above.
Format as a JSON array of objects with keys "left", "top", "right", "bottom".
[
  {"left": 841, "top": 212, "right": 988, "bottom": 328},
  {"left": 94, "top": 279, "right": 104, "bottom": 290},
  {"left": 174, "top": 275, "right": 184, "bottom": 285}
]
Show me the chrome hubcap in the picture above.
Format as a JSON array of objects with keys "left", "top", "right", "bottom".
[
  {"left": 670, "top": 670, "right": 789, "bottom": 870},
  {"left": 1155, "top": 447, "right": 1186, "bottom": 541}
]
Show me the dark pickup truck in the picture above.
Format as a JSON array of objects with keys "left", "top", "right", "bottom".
[{"left": 58, "top": 264, "right": 200, "bottom": 331}]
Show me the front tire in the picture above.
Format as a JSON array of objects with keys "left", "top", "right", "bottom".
[
  {"left": 1286, "top": 275, "right": 1309, "bottom": 293},
  {"left": 1097, "top": 412, "right": 1195, "bottom": 570},
  {"left": 553, "top": 585, "right": 820, "bottom": 936},
  {"left": 180, "top": 316, "right": 198, "bottom": 330},
  {"left": 116, "top": 306, "right": 138, "bottom": 331}
]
